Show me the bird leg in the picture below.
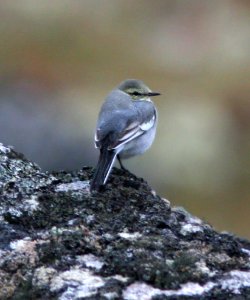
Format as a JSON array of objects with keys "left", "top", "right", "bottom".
[{"left": 117, "top": 155, "right": 128, "bottom": 171}]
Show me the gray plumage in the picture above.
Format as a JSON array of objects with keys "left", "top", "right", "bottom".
[{"left": 90, "top": 79, "right": 160, "bottom": 192}]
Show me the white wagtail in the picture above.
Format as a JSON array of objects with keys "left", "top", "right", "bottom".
[{"left": 90, "top": 79, "right": 160, "bottom": 192}]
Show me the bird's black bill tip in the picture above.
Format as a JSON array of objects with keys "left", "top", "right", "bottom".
[{"left": 148, "top": 92, "right": 161, "bottom": 97}]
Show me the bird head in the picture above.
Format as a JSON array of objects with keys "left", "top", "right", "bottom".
[{"left": 117, "top": 79, "right": 160, "bottom": 101}]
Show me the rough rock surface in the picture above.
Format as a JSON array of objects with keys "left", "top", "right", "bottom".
[{"left": 0, "top": 143, "right": 250, "bottom": 300}]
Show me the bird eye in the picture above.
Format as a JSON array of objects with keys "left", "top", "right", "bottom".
[{"left": 132, "top": 91, "right": 140, "bottom": 96}]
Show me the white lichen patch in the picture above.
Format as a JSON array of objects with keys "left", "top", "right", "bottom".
[
  {"left": 189, "top": 216, "right": 203, "bottom": 225},
  {"left": 6, "top": 207, "right": 23, "bottom": 217},
  {"left": 123, "top": 281, "right": 216, "bottom": 299},
  {"left": 211, "top": 252, "right": 231, "bottom": 264},
  {"left": 23, "top": 195, "right": 39, "bottom": 212},
  {"left": 85, "top": 214, "right": 95, "bottom": 225},
  {"left": 76, "top": 254, "right": 104, "bottom": 270},
  {"left": 172, "top": 281, "right": 216, "bottom": 296},
  {"left": 123, "top": 282, "right": 160, "bottom": 300},
  {"left": 118, "top": 232, "right": 142, "bottom": 241},
  {"left": 139, "top": 214, "right": 147, "bottom": 221},
  {"left": 32, "top": 266, "right": 57, "bottom": 288},
  {"left": 9, "top": 237, "right": 33, "bottom": 251},
  {"left": 161, "top": 197, "right": 171, "bottom": 206},
  {"left": 195, "top": 260, "right": 214, "bottom": 276},
  {"left": 0, "top": 143, "right": 10, "bottom": 154},
  {"left": 49, "top": 265, "right": 129, "bottom": 300},
  {"left": 55, "top": 181, "right": 89, "bottom": 192},
  {"left": 9, "top": 238, "right": 40, "bottom": 265},
  {"left": 180, "top": 223, "right": 203, "bottom": 236},
  {"left": 220, "top": 270, "right": 250, "bottom": 294},
  {"left": 103, "top": 292, "right": 119, "bottom": 299},
  {"left": 151, "top": 190, "right": 157, "bottom": 197},
  {"left": 172, "top": 207, "right": 202, "bottom": 223},
  {"left": 50, "top": 268, "right": 105, "bottom": 299},
  {"left": 102, "top": 233, "right": 114, "bottom": 241},
  {"left": 67, "top": 218, "right": 79, "bottom": 226},
  {"left": 111, "top": 274, "right": 129, "bottom": 283},
  {"left": 9, "top": 238, "right": 46, "bottom": 254},
  {"left": 58, "top": 286, "right": 75, "bottom": 300},
  {"left": 123, "top": 270, "right": 250, "bottom": 299},
  {"left": 165, "top": 259, "right": 174, "bottom": 266},
  {"left": 50, "top": 226, "right": 76, "bottom": 236},
  {"left": 242, "top": 248, "right": 250, "bottom": 256}
]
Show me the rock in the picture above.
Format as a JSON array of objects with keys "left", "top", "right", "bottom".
[{"left": 0, "top": 143, "right": 250, "bottom": 299}]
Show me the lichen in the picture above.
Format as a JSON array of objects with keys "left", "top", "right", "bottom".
[{"left": 0, "top": 144, "right": 250, "bottom": 299}]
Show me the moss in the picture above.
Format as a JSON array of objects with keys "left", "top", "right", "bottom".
[{"left": 1, "top": 146, "right": 250, "bottom": 298}]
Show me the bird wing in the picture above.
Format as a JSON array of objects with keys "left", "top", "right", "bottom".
[
  {"left": 95, "top": 117, "right": 153, "bottom": 150},
  {"left": 109, "top": 113, "right": 156, "bottom": 150},
  {"left": 94, "top": 90, "right": 156, "bottom": 151},
  {"left": 139, "top": 113, "right": 156, "bottom": 131},
  {"left": 109, "top": 121, "right": 142, "bottom": 150},
  {"left": 95, "top": 113, "right": 156, "bottom": 152}
]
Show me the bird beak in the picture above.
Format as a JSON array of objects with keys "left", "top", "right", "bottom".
[{"left": 148, "top": 92, "right": 161, "bottom": 97}]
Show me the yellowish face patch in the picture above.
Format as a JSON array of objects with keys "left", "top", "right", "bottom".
[{"left": 125, "top": 88, "right": 151, "bottom": 101}]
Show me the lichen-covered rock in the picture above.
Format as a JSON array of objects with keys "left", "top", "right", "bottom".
[{"left": 0, "top": 143, "right": 250, "bottom": 299}]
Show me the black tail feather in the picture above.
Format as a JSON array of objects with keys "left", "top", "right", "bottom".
[{"left": 90, "top": 148, "right": 117, "bottom": 192}]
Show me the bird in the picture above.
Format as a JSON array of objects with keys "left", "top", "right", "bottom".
[{"left": 90, "top": 79, "right": 160, "bottom": 192}]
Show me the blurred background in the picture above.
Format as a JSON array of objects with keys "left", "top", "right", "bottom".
[{"left": 0, "top": 1, "right": 249, "bottom": 238}]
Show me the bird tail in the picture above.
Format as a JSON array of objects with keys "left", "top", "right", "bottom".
[{"left": 90, "top": 148, "right": 117, "bottom": 192}]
